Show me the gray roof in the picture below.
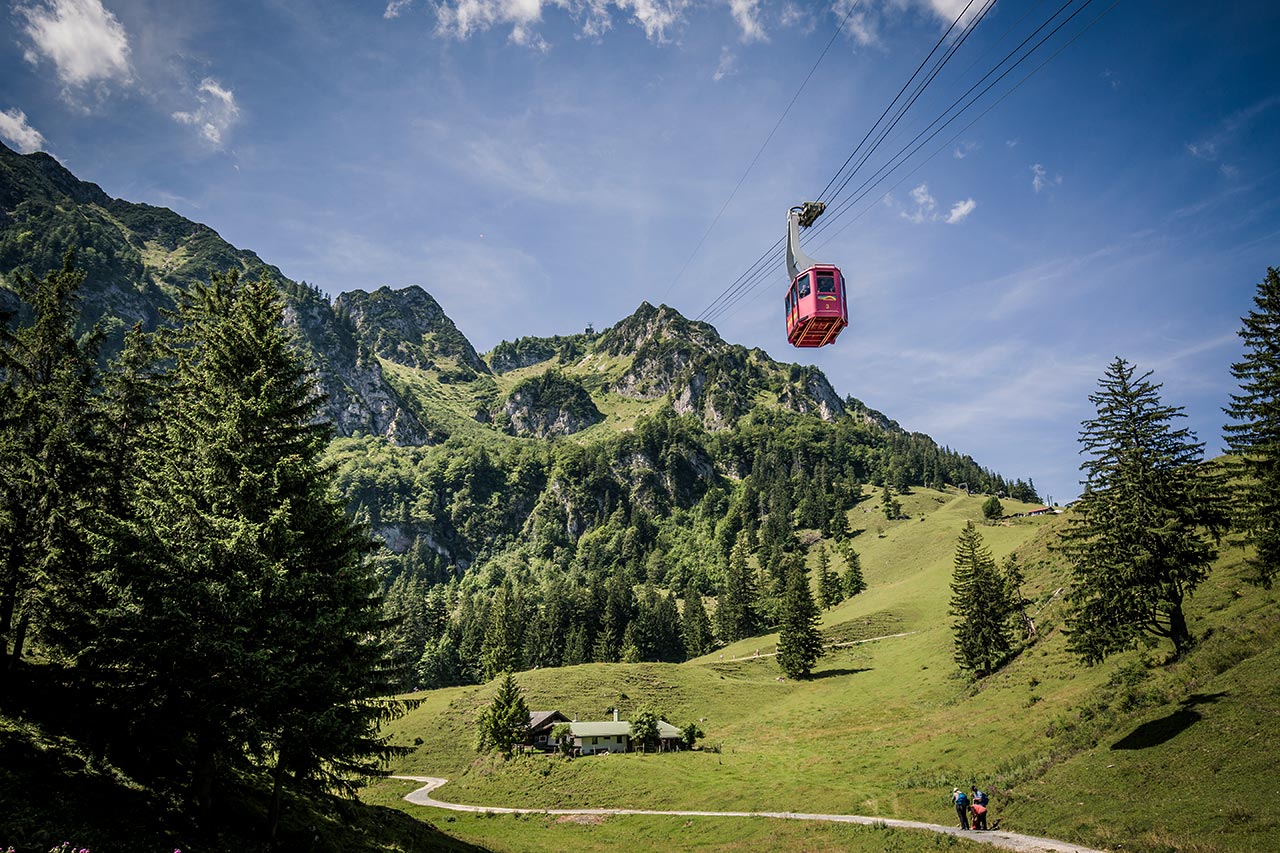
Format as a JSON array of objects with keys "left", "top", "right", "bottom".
[{"left": 569, "top": 721, "right": 631, "bottom": 737}]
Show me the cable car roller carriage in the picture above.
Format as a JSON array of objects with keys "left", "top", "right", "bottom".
[{"left": 784, "top": 201, "right": 848, "bottom": 348}]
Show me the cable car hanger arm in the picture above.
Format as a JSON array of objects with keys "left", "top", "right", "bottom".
[{"left": 785, "top": 201, "right": 825, "bottom": 282}]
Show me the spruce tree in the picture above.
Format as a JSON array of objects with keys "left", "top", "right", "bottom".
[
  {"left": 776, "top": 552, "right": 824, "bottom": 679},
  {"left": 1224, "top": 266, "right": 1280, "bottom": 587},
  {"left": 0, "top": 252, "right": 104, "bottom": 666},
  {"left": 949, "top": 521, "right": 1013, "bottom": 676},
  {"left": 97, "top": 271, "right": 408, "bottom": 826},
  {"left": 717, "top": 530, "right": 760, "bottom": 642},
  {"left": 680, "top": 590, "right": 715, "bottom": 658},
  {"left": 841, "top": 542, "right": 866, "bottom": 597},
  {"left": 476, "top": 672, "right": 530, "bottom": 759},
  {"left": 1060, "top": 357, "right": 1219, "bottom": 663},
  {"left": 816, "top": 543, "right": 842, "bottom": 609}
]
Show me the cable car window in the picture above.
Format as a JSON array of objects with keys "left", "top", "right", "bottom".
[
  {"left": 785, "top": 293, "right": 792, "bottom": 313},
  {"left": 817, "top": 273, "right": 836, "bottom": 293},
  {"left": 797, "top": 274, "right": 811, "bottom": 297}
]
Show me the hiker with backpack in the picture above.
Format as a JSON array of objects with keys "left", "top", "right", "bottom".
[
  {"left": 951, "top": 787, "right": 970, "bottom": 829},
  {"left": 970, "top": 786, "right": 989, "bottom": 830}
]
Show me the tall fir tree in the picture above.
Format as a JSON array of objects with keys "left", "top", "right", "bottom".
[
  {"left": 1060, "top": 357, "right": 1221, "bottom": 663},
  {"left": 94, "top": 271, "right": 408, "bottom": 829},
  {"left": 680, "top": 590, "right": 715, "bottom": 658},
  {"left": 1224, "top": 266, "right": 1280, "bottom": 587},
  {"left": 841, "top": 542, "right": 866, "bottom": 598},
  {"left": 816, "top": 543, "right": 842, "bottom": 609},
  {"left": 949, "top": 521, "right": 1014, "bottom": 676},
  {"left": 776, "top": 552, "right": 824, "bottom": 679},
  {"left": 716, "top": 530, "right": 760, "bottom": 642},
  {"left": 476, "top": 672, "right": 530, "bottom": 759},
  {"left": 0, "top": 252, "right": 104, "bottom": 666}
]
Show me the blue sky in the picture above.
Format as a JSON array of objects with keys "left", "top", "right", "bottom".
[{"left": 2, "top": 0, "right": 1278, "bottom": 503}]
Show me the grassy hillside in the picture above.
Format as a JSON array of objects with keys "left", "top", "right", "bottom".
[{"left": 366, "top": 487, "right": 1279, "bottom": 852}]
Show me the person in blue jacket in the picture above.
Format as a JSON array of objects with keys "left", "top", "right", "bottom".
[{"left": 951, "top": 787, "right": 970, "bottom": 829}]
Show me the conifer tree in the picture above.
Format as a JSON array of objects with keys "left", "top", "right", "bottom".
[
  {"left": 476, "top": 672, "right": 530, "bottom": 759},
  {"left": 1060, "top": 357, "right": 1220, "bottom": 663},
  {"left": 680, "top": 590, "right": 715, "bottom": 658},
  {"left": 1224, "top": 266, "right": 1280, "bottom": 587},
  {"left": 776, "top": 552, "right": 824, "bottom": 678},
  {"left": 949, "top": 522, "right": 1013, "bottom": 676},
  {"left": 816, "top": 543, "right": 842, "bottom": 609},
  {"left": 0, "top": 252, "right": 104, "bottom": 666},
  {"left": 717, "top": 530, "right": 760, "bottom": 642},
  {"left": 97, "top": 271, "right": 407, "bottom": 825},
  {"left": 841, "top": 542, "right": 866, "bottom": 598},
  {"left": 481, "top": 580, "right": 525, "bottom": 679}
]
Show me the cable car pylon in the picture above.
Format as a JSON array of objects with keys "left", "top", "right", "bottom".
[{"left": 784, "top": 201, "right": 848, "bottom": 348}]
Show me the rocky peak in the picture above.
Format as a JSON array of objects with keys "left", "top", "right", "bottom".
[{"left": 335, "top": 285, "right": 490, "bottom": 376}]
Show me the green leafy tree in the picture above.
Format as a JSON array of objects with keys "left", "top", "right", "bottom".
[
  {"left": 841, "top": 542, "right": 866, "bottom": 598},
  {"left": 630, "top": 707, "right": 662, "bottom": 753},
  {"left": 981, "top": 495, "right": 1004, "bottom": 521},
  {"left": 776, "top": 552, "right": 824, "bottom": 678},
  {"left": 1060, "top": 357, "right": 1221, "bottom": 663},
  {"left": 680, "top": 721, "right": 705, "bottom": 750},
  {"left": 949, "top": 522, "right": 1014, "bottom": 676},
  {"left": 551, "top": 722, "right": 573, "bottom": 755},
  {"left": 477, "top": 672, "right": 531, "bottom": 759},
  {"left": 816, "top": 543, "right": 842, "bottom": 609},
  {"left": 1224, "top": 266, "right": 1280, "bottom": 587}
]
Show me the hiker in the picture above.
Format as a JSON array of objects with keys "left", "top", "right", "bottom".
[
  {"left": 970, "top": 787, "right": 989, "bottom": 831},
  {"left": 951, "top": 787, "right": 970, "bottom": 830}
]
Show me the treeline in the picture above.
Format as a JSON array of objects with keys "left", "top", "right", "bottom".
[
  {"left": 341, "top": 399, "right": 1026, "bottom": 690},
  {"left": 0, "top": 256, "right": 406, "bottom": 838}
]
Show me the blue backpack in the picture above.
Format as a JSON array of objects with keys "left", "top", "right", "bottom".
[
  {"left": 974, "top": 790, "right": 987, "bottom": 806},
  {"left": 955, "top": 791, "right": 969, "bottom": 807}
]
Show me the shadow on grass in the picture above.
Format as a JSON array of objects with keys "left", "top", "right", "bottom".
[
  {"left": 1111, "top": 692, "right": 1227, "bottom": 751},
  {"left": 808, "top": 667, "right": 872, "bottom": 680}
]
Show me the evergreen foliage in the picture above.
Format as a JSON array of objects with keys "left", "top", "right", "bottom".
[
  {"left": 776, "top": 552, "right": 824, "bottom": 679},
  {"left": 476, "top": 672, "right": 530, "bottom": 759},
  {"left": 1224, "top": 266, "right": 1280, "bottom": 588},
  {"left": 717, "top": 530, "right": 761, "bottom": 642},
  {"left": 680, "top": 591, "right": 716, "bottom": 658},
  {"left": 816, "top": 543, "right": 843, "bottom": 609},
  {"left": 949, "top": 522, "right": 1015, "bottom": 676},
  {"left": 1060, "top": 357, "right": 1222, "bottom": 664},
  {"left": 982, "top": 495, "right": 1004, "bottom": 520},
  {"left": 841, "top": 542, "right": 866, "bottom": 598}
]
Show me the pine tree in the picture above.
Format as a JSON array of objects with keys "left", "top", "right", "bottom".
[
  {"left": 481, "top": 580, "right": 525, "bottom": 679},
  {"left": 776, "top": 552, "right": 824, "bottom": 679},
  {"left": 816, "top": 543, "right": 842, "bottom": 609},
  {"left": 881, "top": 483, "right": 901, "bottom": 520},
  {"left": 981, "top": 495, "right": 1004, "bottom": 521},
  {"left": 1224, "top": 266, "right": 1280, "bottom": 587},
  {"left": 680, "top": 590, "right": 715, "bottom": 658},
  {"left": 96, "top": 271, "right": 408, "bottom": 827},
  {"left": 841, "top": 542, "right": 866, "bottom": 598},
  {"left": 1060, "top": 357, "right": 1220, "bottom": 663},
  {"left": 949, "top": 522, "right": 1014, "bottom": 676},
  {"left": 716, "top": 530, "right": 760, "bottom": 642},
  {"left": 0, "top": 253, "right": 104, "bottom": 666},
  {"left": 476, "top": 672, "right": 530, "bottom": 759}
]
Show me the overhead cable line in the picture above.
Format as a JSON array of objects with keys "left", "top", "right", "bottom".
[
  {"left": 702, "top": 0, "right": 1108, "bottom": 325},
  {"left": 659, "top": 0, "right": 866, "bottom": 304}
]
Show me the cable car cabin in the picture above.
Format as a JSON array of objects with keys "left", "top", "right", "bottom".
[{"left": 785, "top": 264, "right": 847, "bottom": 347}]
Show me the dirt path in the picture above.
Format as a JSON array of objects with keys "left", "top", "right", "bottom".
[{"left": 391, "top": 775, "right": 1107, "bottom": 853}]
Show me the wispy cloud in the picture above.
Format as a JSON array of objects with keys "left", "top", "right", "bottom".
[
  {"left": 952, "top": 140, "right": 978, "bottom": 159},
  {"left": 713, "top": 46, "right": 737, "bottom": 82},
  {"left": 901, "top": 182, "right": 936, "bottom": 224},
  {"left": 1185, "top": 94, "right": 1280, "bottom": 180},
  {"left": 1031, "top": 162, "right": 1061, "bottom": 193},
  {"left": 727, "top": 0, "right": 767, "bottom": 42},
  {"left": 172, "top": 78, "right": 240, "bottom": 147},
  {"left": 16, "top": 0, "right": 132, "bottom": 90},
  {"left": 945, "top": 198, "right": 975, "bottom": 224},
  {"left": 0, "top": 108, "right": 47, "bottom": 153},
  {"left": 384, "top": 0, "right": 414, "bottom": 19}
]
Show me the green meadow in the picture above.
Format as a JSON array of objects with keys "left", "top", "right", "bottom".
[{"left": 368, "top": 486, "right": 1280, "bottom": 852}]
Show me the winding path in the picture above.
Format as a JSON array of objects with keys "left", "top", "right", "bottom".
[{"left": 391, "top": 775, "right": 1106, "bottom": 853}]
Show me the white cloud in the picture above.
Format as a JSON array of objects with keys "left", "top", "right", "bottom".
[
  {"left": 0, "top": 108, "right": 47, "bottom": 153},
  {"left": 952, "top": 140, "right": 977, "bottom": 159},
  {"left": 1006, "top": 138, "right": 1019, "bottom": 148},
  {"left": 16, "top": 0, "right": 132, "bottom": 88},
  {"left": 1031, "top": 163, "right": 1061, "bottom": 193},
  {"left": 727, "top": 0, "right": 766, "bottom": 42},
  {"left": 384, "top": 0, "right": 415, "bottom": 18},
  {"left": 712, "top": 46, "right": 736, "bottom": 81},
  {"left": 901, "top": 182, "right": 936, "bottom": 224},
  {"left": 945, "top": 197, "right": 975, "bottom": 224},
  {"left": 778, "top": 1, "right": 813, "bottom": 31},
  {"left": 172, "top": 78, "right": 240, "bottom": 147},
  {"left": 430, "top": 0, "right": 692, "bottom": 46}
]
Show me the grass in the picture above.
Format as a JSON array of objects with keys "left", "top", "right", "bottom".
[{"left": 371, "top": 487, "right": 1280, "bottom": 852}]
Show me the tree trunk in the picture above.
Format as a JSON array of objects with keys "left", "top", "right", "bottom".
[
  {"left": 266, "top": 756, "right": 287, "bottom": 844},
  {"left": 1168, "top": 601, "right": 1193, "bottom": 657},
  {"left": 193, "top": 741, "right": 216, "bottom": 826},
  {"left": 8, "top": 609, "right": 30, "bottom": 670}
]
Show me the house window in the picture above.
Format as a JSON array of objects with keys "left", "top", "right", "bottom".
[
  {"left": 592, "top": 737, "right": 598, "bottom": 745},
  {"left": 537, "top": 735, "right": 546, "bottom": 743}
]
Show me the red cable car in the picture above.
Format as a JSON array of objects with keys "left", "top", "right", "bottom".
[{"left": 784, "top": 202, "right": 848, "bottom": 348}]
